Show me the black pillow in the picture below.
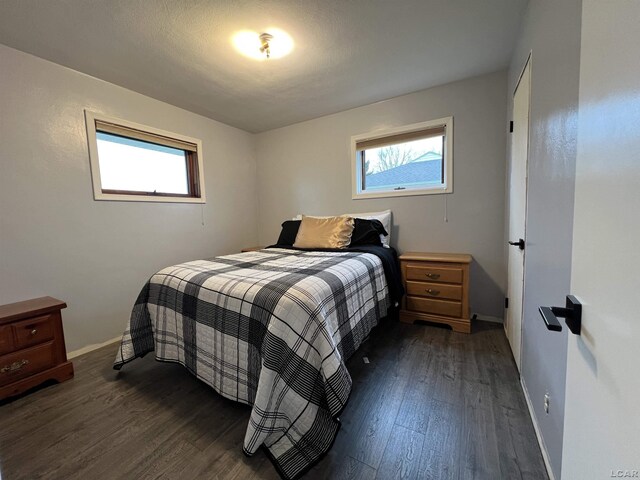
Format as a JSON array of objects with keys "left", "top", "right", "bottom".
[
  {"left": 349, "top": 218, "right": 388, "bottom": 247},
  {"left": 276, "top": 220, "right": 302, "bottom": 246}
]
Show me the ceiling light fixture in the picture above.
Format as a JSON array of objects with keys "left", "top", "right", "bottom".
[
  {"left": 259, "top": 33, "right": 273, "bottom": 59},
  {"left": 233, "top": 29, "right": 293, "bottom": 60}
]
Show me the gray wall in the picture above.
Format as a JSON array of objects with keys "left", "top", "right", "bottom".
[
  {"left": 256, "top": 71, "right": 508, "bottom": 320},
  {"left": 0, "top": 45, "right": 513, "bottom": 356},
  {"left": 507, "top": 1, "right": 582, "bottom": 478},
  {"left": 0, "top": 45, "right": 258, "bottom": 352}
]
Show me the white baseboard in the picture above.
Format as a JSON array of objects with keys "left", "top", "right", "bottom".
[
  {"left": 520, "top": 378, "right": 556, "bottom": 480},
  {"left": 67, "top": 336, "right": 121, "bottom": 359},
  {"left": 472, "top": 313, "right": 503, "bottom": 324}
]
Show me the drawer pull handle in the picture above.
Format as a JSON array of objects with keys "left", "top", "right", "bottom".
[
  {"left": 1, "top": 359, "right": 29, "bottom": 374},
  {"left": 425, "top": 273, "right": 440, "bottom": 279},
  {"left": 426, "top": 289, "right": 440, "bottom": 296},
  {"left": 30, "top": 329, "right": 38, "bottom": 336}
]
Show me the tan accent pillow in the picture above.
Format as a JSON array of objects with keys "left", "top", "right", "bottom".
[{"left": 293, "top": 215, "right": 355, "bottom": 249}]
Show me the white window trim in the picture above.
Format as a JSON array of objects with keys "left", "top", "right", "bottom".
[
  {"left": 84, "top": 110, "right": 206, "bottom": 204},
  {"left": 351, "top": 116, "right": 454, "bottom": 199}
]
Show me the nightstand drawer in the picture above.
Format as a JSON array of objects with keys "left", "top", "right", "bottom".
[
  {"left": 406, "top": 281, "right": 462, "bottom": 301},
  {"left": 406, "top": 296, "right": 462, "bottom": 318},
  {"left": 405, "top": 264, "right": 462, "bottom": 284},
  {"left": 0, "top": 342, "right": 56, "bottom": 387},
  {"left": 0, "top": 325, "right": 13, "bottom": 356},
  {"left": 13, "top": 314, "right": 54, "bottom": 349}
]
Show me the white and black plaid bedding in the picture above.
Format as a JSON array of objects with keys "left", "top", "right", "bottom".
[{"left": 113, "top": 247, "right": 391, "bottom": 479}]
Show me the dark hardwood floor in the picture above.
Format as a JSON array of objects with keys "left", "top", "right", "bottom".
[{"left": 0, "top": 320, "right": 548, "bottom": 480}]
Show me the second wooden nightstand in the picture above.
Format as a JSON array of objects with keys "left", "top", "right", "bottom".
[
  {"left": 0, "top": 297, "right": 74, "bottom": 400},
  {"left": 399, "top": 252, "right": 473, "bottom": 333}
]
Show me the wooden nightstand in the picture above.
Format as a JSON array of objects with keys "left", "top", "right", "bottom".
[
  {"left": 399, "top": 252, "right": 473, "bottom": 333},
  {"left": 241, "top": 246, "right": 265, "bottom": 253},
  {"left": 0, "top": 297, "right": 74, "bottom": 399}
]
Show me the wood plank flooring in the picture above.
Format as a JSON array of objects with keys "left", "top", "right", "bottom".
[{"left": 0, "top": 320, "right": 548, "bottom": 480}]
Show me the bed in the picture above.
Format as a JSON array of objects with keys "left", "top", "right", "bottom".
[{"left": 113, "top": 245, "right": 402, "bottom": 480}]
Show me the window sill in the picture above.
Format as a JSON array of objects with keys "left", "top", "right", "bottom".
[
  {"left": 352, "top": 186, "right": 452, "bottom": 200},
  {"left": 93, "top": 192, "right": 206, "bottom": 204}
]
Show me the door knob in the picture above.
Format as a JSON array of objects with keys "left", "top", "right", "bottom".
[
  {"left": 509, "top": 238, "right": 525, "bottom": 250},
  {"left": 539, "top": 295, "right": 582, "bottom": 335}
]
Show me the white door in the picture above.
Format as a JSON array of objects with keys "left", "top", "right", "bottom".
[
  {"left": 562, "top": 1, "right": 640, "bottom": 476},
  {"left": 505, "top": 58, "right": 530, "bottom": 371}
]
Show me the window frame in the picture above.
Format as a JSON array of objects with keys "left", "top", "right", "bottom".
[
  {"left": 84, "top": 111, "right": 206, "bottom": 203},
  {"left": 351, "top": 116, "right": 454, "bottom": 199}
]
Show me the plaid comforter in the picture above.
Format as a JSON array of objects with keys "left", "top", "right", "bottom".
[{"left": 113, "top": 248, "right": 391, "bottom": 479}]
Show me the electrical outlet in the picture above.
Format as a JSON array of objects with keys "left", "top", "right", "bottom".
[{"left": 544, "top": 393, "right": 550, "bottom": 414}]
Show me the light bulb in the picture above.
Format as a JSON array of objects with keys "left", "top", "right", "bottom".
[{"left": 232, "top": 29, "right": 293, "bottom": 60}]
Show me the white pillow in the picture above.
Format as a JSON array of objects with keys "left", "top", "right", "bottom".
[{"left": 293, "top": 209, "right": 392, "bottom": 247}]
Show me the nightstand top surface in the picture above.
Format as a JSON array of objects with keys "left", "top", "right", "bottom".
[
  {"left": 0, "top": 296, "right": 67, "bottom": 324},
  {"left": 399, "top": 252, "right": 473, "bottom": 264}
]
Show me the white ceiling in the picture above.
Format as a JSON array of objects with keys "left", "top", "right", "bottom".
[{"left": 0, "top": 0, "right": 527, "bottom": 133}]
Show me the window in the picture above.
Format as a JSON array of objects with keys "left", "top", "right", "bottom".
[
  {"left": 85, "top": 111, "right": 206, "bottom": 203},
  {"left": 351, "top": 117, "right": 453, "bottom": 199}
]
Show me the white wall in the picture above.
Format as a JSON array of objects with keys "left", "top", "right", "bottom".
[
  {"left": 0, "top": 45, "right": 258, "bottom": 352},
  {"left": 563, "top": 0, "right": 640, "bottom": 477},
  {"left": 256, "top": 71, "right": 508, "bottom": 319},
  {"left": 506, "top": 1, "right": 582, "bottom": 478}
]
